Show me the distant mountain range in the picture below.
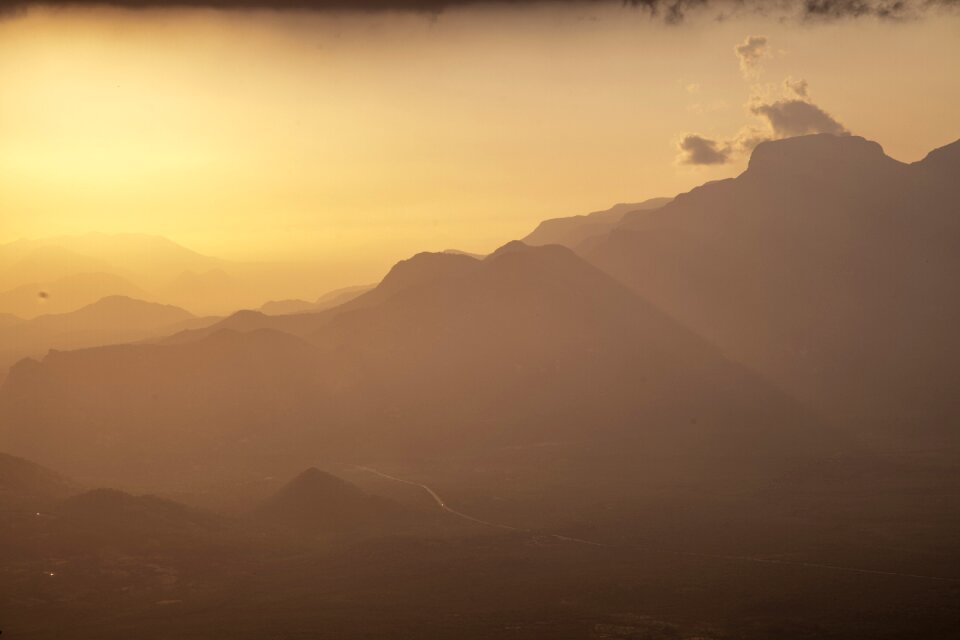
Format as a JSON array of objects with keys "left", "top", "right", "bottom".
[
  {"left": 254, "top": 467, "right": 408, "bottom": 535},
  {"left": 0, "top": 452, "right": 413, "bottom": 546},
  {"left": 0, "top": 271, "right": 149, "bottom": 319},
  {"left": 0, "top": 451, "right": 77, "bottom": 509},
  {"left": 258, "top": 284, "right": 375, "bottom": 316},
  {"left": 0, "top": 133, "right": 956, "bottom": 493},
  {"left": 0, "top": 233, "right": 369, "bottom": 317},
  {"left": 0, "top": 237, "right": 828, "bottom": 490},
  {"left": 0, "top": 233, "right": 223, "bottom": 290},
  {"left": 0, "top": 295, "right": 216, "bottom": 373}
]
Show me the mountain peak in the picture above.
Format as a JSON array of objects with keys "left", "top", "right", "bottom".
[
  {"left": 286, "top": 466, "right": 353, "bottom": 491},
  {"left": 486, "top": 240, "right": 580, "bottom": 265},
  {"left": 254, "top": 468, "right": 400, "bottom": 533},
  {"left": 747, "top": 134, "right": 897, "bottom": 176},
  {"left": 488, "top": 240, "right": 530, "bottom": 258},
  {"left": 915, "top": 138, "right": 960, "bottom": 173},
  {"left": 374, "top": 251, "right": 480, "bottom": 299}
]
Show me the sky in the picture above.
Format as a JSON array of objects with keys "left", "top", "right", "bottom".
[{"left": 1, "top": 1, "right": 958, "bottom": 281}]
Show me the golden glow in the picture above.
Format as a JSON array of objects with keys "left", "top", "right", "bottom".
[{"left": 1, "top": 5, "right": 959, "bottom": 283}]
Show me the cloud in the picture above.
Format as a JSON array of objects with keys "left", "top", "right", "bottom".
[
  {"left": 735, "top": 35, "right": 768, "bottom": 78},
  {"left": 677, "top": 37, "right": 850, "bottom": 167},
  {"left": 783, "top": 77, "right": 809, "bottom": 98},
  {"left": 749, "top": 98, "right": 848, "bottom": 137},
  {"left": 2, "top": 0, "right": 958, "bottom": 22},
  {"left": 729, "top": 125, "right": 769, "bottom": 153},
  {"left": 677, "top": 134, "right": 732, "bottom": 165}
]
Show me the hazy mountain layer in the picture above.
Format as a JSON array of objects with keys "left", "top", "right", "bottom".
[
  {"left": 522, "top": 197, "right": 672, "bottom": 248},
  {"left": 0, "top": 296, "right": 212, "bottom": 373},
  {"left": 0, "top": 242, "right": 828, "bottom": 491}
]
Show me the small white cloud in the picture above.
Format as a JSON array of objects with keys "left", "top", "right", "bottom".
[{"left": 735, "top": 35, "right": 769, "bottom": 79}]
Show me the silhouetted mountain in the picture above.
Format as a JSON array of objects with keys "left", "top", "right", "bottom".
[
  {"left": 442, "top": 249, "right": 486, "bottom": 259},
  {"left": 0, "top": 296, "right": 199, "bottom": 372},
  {"left": 355, "top": 250, "right": 481, "bottom": 306},
  {"left": 0, "top": 313, "right": 20, "bottom": 328},
  {"left": 522, "top": 197, "right": 671, "bottom": 248},
  {"left": 54, "top": 488, "right": 225, "bottom": 548},
  {"left": 0, "top": 452, "right": 77, "bottom": 509},
  {"left": 254, "top": 468, "right": 405, "bottom": 534},
  {"left": 0, "top": 239, "right": 832, "bottom": 490},
  {"left": 581, "top": 134, "right": 960, "bottom": 448},
  {"left": 313, "top": 283, "right": 375, "bottom": 309},
  {"left": 259, "top": 298, "right": 317, "bottom": 315},
  {"left": 166, "top": 254, "right": 482, "bottom": 344},
  {"left": 258, "top": 284, "right": 375, "bottom": 316},
  {"left": 0, "top": 271, "right": 150, "bottom": 319}
]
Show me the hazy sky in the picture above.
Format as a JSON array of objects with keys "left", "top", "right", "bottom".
[{"left": 1, "top": 1, "right": 958, "bottom": 275}]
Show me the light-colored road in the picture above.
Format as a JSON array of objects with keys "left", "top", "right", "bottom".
[
  {"left": 356, "top": 465, "right": 528, "bottom": 533},
  {"left": 357, "top": 465, "right": 960, "bottom": 584}
]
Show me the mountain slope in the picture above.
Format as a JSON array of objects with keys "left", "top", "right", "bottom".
[
  {"left": 0, "top": 271, "right": 150, "bottom": 319},
  {"left": 0, "top": 296, "right": 198, "bottom": 372},
  {"left": 582, "top": 134, "right": 960, "bottom": 447},
  {"left": 522, "top": 197, "right": 671, "bottom": 248},
  {"left": 0, "top": 241, "right": 833, "bottom": 491},
  {"left": 258, "top": 284, "right": 375, "bottom": 316},
  {"left": 53, "top": 488, "right": 226, "bottom": 549},
  {"left": 0, "top": 452, "right": 77, "bottom": 509},
  {"left": 254, "top": 468, "right": 405, "bottom": 534}
]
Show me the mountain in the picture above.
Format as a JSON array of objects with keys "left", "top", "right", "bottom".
[
  {"left": 259, "top": 298, "right": 317, "bottom": 315},
  {"left": 313, "top": 284, "right": 376, "bottom": 310},
  {"left": 25, "top": 295, "right": 193, "bottom": 333},
  {"left": 0, "top": 296, "right": 200, "bottom": 372},
  {"left": 522, "top": 197, "right": 671, "bottom": 248},
  {"left": 442, "top": 249, "right": 486, "bottom": 259},
  {"left": 0, "top": 271, "right": 150, "bottom": 319},
  {"left": 0, "top": 233, "right": 223, "bottom": 288},
  {"left": 0, "top": 240, "right": 832, "bottom": 491},
  {"left": 0, "top": 452, "right": 77, "bottom": 509},
  {"left": 581, "top": 134, "right": 960, "bottom": 448},
  {"left": 253, "top": 468, "right": 405, "bottom": 534},
  {"left": 0, "top": 313, "right": 20, "bottom": 329},
  {"left": 54, "top": 488, "right": 225, "bottom": 548},
  {"left": 258, "top": 284, "right": 375, "bottom": 316}
]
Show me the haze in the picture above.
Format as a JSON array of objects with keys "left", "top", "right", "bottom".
[{"left": 1, "top": 2, "right": 959, "bottom": 639}]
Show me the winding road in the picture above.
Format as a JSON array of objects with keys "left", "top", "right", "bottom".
[{"left": 357, "top": 465, "right": 960, "bottom": 584}]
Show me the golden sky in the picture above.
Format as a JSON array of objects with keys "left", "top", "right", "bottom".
[{"left": 1, "top": 3, "right": 958, "bottom": 277}]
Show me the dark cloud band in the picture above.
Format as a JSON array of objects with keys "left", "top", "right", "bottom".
[{"left": 2, "top": 0, "right": 958, "bottom": 22}]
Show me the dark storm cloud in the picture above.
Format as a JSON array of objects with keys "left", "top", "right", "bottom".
[
  {"left": 1, "top": 0, "right": 958, "bottom": 22},
  {"left": 677, "top": 134, "right": 731, "bottom": 165}
]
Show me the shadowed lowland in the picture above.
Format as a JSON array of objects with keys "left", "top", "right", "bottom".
[{"left": 2, "top": 2, "right": 959, "bottom": 639}]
